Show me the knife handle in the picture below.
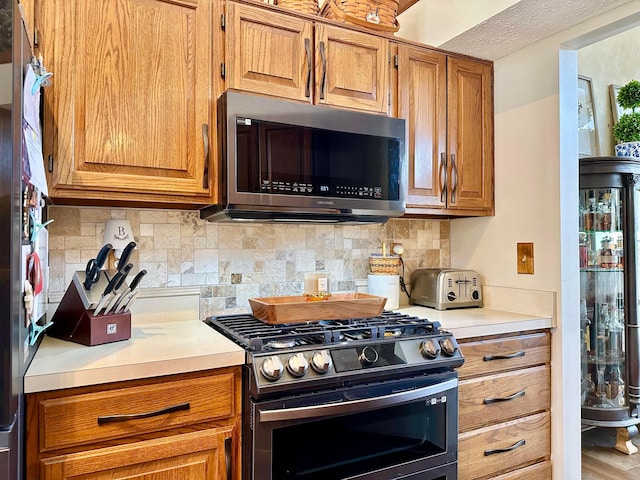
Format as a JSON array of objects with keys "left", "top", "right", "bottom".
[
  {"left": 95, "top": 243, "right": 113, "bottom": 270},
  {"left": 128, "top": 269, "right": 147, "bottom": 291},
  {"left": 115, "top": 263, "right": 133, "bottom": 291},
  {"left": 117, "top": 241, "right": 136, "bottom": 271}
]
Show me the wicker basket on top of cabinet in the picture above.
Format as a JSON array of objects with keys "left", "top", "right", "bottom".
[{"left": 457, "top": 331, "right": 552, "bottom": 480}]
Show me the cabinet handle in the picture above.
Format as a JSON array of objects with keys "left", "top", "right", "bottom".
[
  {"left": 439, "top": 152, "right": 447, "bottom": 203},
  {"left": 319, "top": 41, "right": 327, "bottom": 100},
  {"left": 484, "top": 389, "right": 526, "bottom": 404},
  {"left": 304, "top": 38, "right": 312, "bottom": 98},
  {"left": 202, "top": 124, "right": 210, "bottom": 189},
  {"left": 484, "top": 439, "right": 526, "bottom": 456},
  {"left": 97, "top": 402, "right": 190, "bottom": 425},
  {"left": 450, "top": 153, "right": 458, "bottom": 203},
  {"left": 225, "top": 436, "right": 233, "bottom": 480},
  {"left": 483, "top": 351, "right": 525, "bottom": 361}
]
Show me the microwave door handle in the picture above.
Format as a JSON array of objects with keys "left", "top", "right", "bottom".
[
  {"left": 319, "top": 41, "right": 327, "bottom": 100},
  {"left": 259, "top": 378, "right": 457, "bottom": 423},
  {"left": 439, "top": 152, "right": 447, "bottom": 203},
  {"left": 304, "top": 38, "right": 312, "bottom": 98}
]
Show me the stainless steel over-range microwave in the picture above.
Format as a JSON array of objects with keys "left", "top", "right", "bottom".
[{"left": 200, "top": 91, "right": 406, "bottom": 224}]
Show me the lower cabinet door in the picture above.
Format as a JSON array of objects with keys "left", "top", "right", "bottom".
[
  {"left": 40, "top": 427, "right": 233, "bottom": 480},
  {"left": 458, "top": 412, "right": 550, "bottom": 480},
  {"left": 488, "top": 461, "right": 552, "bottom": 480}
]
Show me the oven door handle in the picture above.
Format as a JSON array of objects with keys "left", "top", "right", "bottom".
[{"left": 259, "top": 378, "right": 457, "bottom": 423}]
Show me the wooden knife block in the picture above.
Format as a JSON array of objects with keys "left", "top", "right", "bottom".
[{"left": 48, "top": 280, "right": 131, "bottom": 346}]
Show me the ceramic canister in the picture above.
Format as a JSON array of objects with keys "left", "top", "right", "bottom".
[{"left": 367, "top": 274, "right": 400, "bottom": 310}]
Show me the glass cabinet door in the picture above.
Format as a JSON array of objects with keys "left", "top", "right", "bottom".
[{"left": 580, "top": 187, "right": 627, "bottom": 414}]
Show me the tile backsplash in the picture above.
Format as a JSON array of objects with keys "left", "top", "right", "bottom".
[{"left": 47, "top": 206, "right": 450, "bottom": 317}]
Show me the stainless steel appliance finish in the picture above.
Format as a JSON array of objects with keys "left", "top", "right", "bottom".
[
  {"left": 1, "top": 5, "right": 40, "bottom": 479},
  {"left": 409, "top": 268, "right": 482, "bottom": 310},
  {"left": 206, "top": 311, "right": 463, "bottom": 480},
  {"left": 200, "top": 91, "right": 406, "bottom": 224}
]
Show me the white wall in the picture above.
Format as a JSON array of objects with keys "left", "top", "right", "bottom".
[{"left": 400, "top": 2, "right": 640, "bottom": 479}]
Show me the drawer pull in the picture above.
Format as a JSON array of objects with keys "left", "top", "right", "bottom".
[
  {"left": 97, "top": 402, "right": 190, "bottom": 425},
  {"left": 483, "top": 351, "right": 525, "bottom": 361},
  {"left": 484, "top": 439, "right": 526, "bottom": 456},
  {"left": 484, "top": 390, "right": 526, "bottom": 404}
]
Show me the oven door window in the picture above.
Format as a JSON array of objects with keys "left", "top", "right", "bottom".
[{"left": 270, "top": 396, "right": 449, "bottom": 479}]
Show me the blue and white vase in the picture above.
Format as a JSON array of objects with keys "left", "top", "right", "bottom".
[{"left": 615, "top": 141, "right": 640, "bottom": 158}]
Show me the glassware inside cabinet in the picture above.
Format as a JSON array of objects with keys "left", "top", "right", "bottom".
[{"left": 580, "top": 187, "right": 626, "bottom": 410}]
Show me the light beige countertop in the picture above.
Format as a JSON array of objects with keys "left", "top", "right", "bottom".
[
  {"left": 26, "top": 287, "right": 553, "bottom": 394},
  {"left": 396, "top": 305, "right": 553, "bottom": 339},
  {"left": 24, "top": 319, "right": 245, "bottom": 394}
]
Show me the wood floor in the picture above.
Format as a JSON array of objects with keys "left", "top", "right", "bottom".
[{"left": 582, "top": 427, "right": 640, "bottom": 479}]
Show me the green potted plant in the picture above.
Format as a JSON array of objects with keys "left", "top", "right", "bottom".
[{"left": 613, "top": 79, "right": 640, "bottom": 157}]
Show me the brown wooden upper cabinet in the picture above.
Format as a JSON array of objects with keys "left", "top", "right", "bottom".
[
  {"left": 394, "top": 44, "right": 494, "bottom": 216},
  {"left": 225, "top": 1, "right": 389, "bottom": 114},
  {"left": 38, "top": 0, "right": 216, "bottom": 205}
]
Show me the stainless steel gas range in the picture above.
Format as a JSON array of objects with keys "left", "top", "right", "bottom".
[{"left": 206, "top": 311, "right": 464, "bottom": 480}]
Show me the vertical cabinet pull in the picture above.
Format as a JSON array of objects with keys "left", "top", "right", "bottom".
[
  {"left": 483, "top": 351, "right": 525, "bottom": 361},
  {"left": 202, "top": 124, "right": 210, "bottom": 189},
  {"left": 97, "top": 402, "right": 190, "bottom": 425},
  {"left": 450, "top": 153, "right": 458, "bottom": 203},
  {"left": 319, "top": 41, "right": 327, "bottom": 100},
  {"left": 484, "top": 439, "right": 526, "bottom": 456},
  {"left": 304, "top": 38, "right": 312, "bottom": 98},
  {"left": 439, "top": 152, "right": 447, "bottom": 203},
  {"left": 225, "top": 437, "right": 233, "bottom": 480}
]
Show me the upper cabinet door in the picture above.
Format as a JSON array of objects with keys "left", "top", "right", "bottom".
[
  {"left": 447, "top": 57, "right": 494, "bottom": 213},
  {"left": 226, "top": 2, "right": 313, "bottom": 103},
  {"left": 40, "top": 0, "right": 214, "bottom": 204},
  {"left": 397, "top": 45, "right": 447, "bottom": 209},
  {"left": 315, "top": 24, "right": 389, "bottom": 114}
]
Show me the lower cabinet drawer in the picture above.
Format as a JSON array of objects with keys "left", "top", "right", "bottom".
[
  {"left": 38, "top": 372, "right": 237, "bottom": 452},
  {"left": 458, "top": 412, "right": 551, "bottom": 480},
  {"left": 488, "top": 461, "right": 552, "bottom": 479},
  {"left": 459, "top": 365, "right": 550, "bottom": 432}
]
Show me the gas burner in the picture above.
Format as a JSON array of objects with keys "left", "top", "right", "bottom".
[{"left": 266, "top": 339, "right": 296, "bottom": 349}]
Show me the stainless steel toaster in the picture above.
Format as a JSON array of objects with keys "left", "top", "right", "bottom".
[{"left": 409, "top": 268, "right": 483, "bottom": 310}]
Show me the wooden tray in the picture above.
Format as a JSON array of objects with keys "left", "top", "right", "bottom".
[{"left": 249, "top": 293, "right": 387, "bottom": 324}]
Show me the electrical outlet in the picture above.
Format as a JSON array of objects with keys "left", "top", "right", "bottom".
[{"left": 517, "top": 242, "right": 534, "bottom": 274}]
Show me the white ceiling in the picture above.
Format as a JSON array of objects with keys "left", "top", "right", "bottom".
[{"left": 398, "top": 0, "right": 637, "bottom": 60}]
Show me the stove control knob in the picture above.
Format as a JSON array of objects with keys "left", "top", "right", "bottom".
[
  {"left": 260, "top": 356, "right": 284, "bottom": 381},
  {"left": 287, "top": 352, "right": 309, "bottom": 378},
  {"left": 419, "top": 339, "right": 441, "bottom": 359},
  {"left": 310, "top": 350, "right": 332, "bottom": 374},
  {"left": 359, "top": 346, "right": 379, "bottom": 366},
  {"left": 439, "top": 337, "right": 458, "bottom": 357}
]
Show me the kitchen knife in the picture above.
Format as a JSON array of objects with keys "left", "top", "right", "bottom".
[
  {"left": 117, "top": 241, "right": 136, "bottom": 272},
  {"left": 83, "top": 243, "right": 113, "bottom": 290},
  {"left": 117, "top": 289, "right": 140, "bottom": 314},
  {"left": 93, "top": 270, "right": 124, "bottom": 316},
  {"left": 109, "top": 269, "right": 147, "bottom": 314},
  {"left": 103, "top": 263, "right": 134, "bottom": 314}
]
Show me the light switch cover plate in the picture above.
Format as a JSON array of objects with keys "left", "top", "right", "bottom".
[{"left": 517, "top": 242, "right": 534, "bottom": 274}]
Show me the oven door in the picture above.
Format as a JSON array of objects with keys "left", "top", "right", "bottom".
[{"left": 247, "top": 371, "right": 458, "bottom": 480}]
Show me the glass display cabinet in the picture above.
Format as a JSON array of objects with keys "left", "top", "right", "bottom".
[{"left": 580, "top": 157, "right": 640, "bottom": 454}]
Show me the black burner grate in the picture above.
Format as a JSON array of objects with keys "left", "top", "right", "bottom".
[{"left": 205, "top": 311, "right": 442, "bottom": 352}]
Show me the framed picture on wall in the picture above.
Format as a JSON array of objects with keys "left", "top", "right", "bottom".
[
  {"left": 609, "top": 84, "right": 633, "bottom": 124},
  {"left": 578, "top": 75, "right": 599, "bottom": 157}
]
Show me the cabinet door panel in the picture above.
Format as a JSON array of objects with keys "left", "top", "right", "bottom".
[
  {"left": 315, "top": 24, "right": 389, "bottom": 114},
  {"left": 41, "top": 428, "right": 231, "bottom": 480},
  {"left": 397, "top": 45, "right": 446, "bottom": 209},
  {"left": 40, "top": 0, "right": 213, "bottom": 202},
  {"left": 447, "top": 57, "right": 493, "bottom": 212},
  {"left": 227, "top": 2, "right": 312, "bottom": 102}
]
